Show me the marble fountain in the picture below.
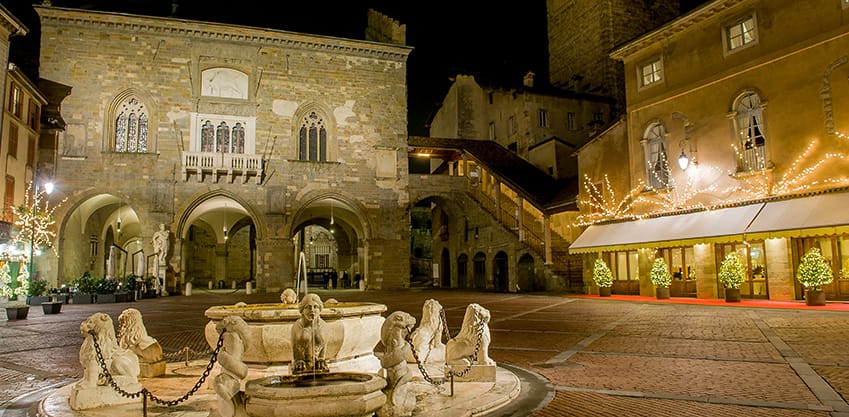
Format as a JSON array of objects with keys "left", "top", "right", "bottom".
[{"left": 36, "top": 290, "right": 521, "bottom": 417}]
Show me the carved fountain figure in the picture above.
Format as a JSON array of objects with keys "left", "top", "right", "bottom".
[
  {"left": 244, "top": 293, "right": 387, "bottom": 417},
  {"left": 291, "top": 293, "right": 330, "bottom": 374},
  {"left": 117, "top": 308, "right": 166, "bottom": 377}
]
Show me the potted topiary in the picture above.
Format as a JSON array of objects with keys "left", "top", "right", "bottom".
[
  {"left": 0, "top": 263, "right": 30, "bottom": 319},
  {"left": 797, "top": 247, "right": 833, "bottom": 306},
  {"left": 650, "top": 258, "right": 672, "bottom": 299},
  {"left": 592, "top": 258, "right": 613, "bottom": 297},
  {"left": 718, "top": 252, "right": 745, "bottom": 302}
]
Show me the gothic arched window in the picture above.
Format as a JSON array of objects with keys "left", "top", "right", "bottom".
[
  {"left": 216, "top": 121, "right": 230, "bottom": 153},
  {"left": 299, "top": 111, "right": 327, "bottom": 161},
  {"left": 115, "top": 98, "right": 148, "bottom": 153},
  {"left": 201, "top": 121, "right": 215, "bottom": 152},
  {"left": 232, "top": 123, "right": 245, "bottom": 153}
]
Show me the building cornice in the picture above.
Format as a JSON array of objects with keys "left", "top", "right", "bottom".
[
  {"left": 610, "top": 0, "right": 747, "bottom": 61},
  {"left": 0, "top": 3, "right": 28, "bottom": 38},
  {"left": 34, "top": 6, "right": 412, "bottom": 62}
]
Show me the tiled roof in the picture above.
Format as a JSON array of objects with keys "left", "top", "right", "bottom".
[{"left": 408, "top": 136, "right": 578, "bottom": 212}]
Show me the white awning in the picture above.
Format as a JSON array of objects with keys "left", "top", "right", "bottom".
[
  {"left": 745, "top": 192, "right": 849, "bottom": 238},
  {"left": 569, "top": 203, "right": 765, "bottom": 254}
]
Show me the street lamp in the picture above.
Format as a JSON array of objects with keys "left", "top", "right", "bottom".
[{"left": 28, "top": 178, "right": 54, "bottom": 279}]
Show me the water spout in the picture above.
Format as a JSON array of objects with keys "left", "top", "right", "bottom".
[{"left": 295, "top": 251, "right": 308, "bottom": 302}]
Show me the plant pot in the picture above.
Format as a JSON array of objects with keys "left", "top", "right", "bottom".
[
  {"left": 655, "top": 287, "right": 670, "bottom": 299},
  {"left": 114, "top": 292, "right": 130, "bottom": 303},
  {"left": 71, "top": 294, "right": 93, "bottom": 304},
  {"left": 27, "top": 296, "right": 51, "bottom": 305},
  {"left": 96, "top": 294, "right": 116, "bottom": 303},
  {"left": 805, "top": 289, "right": 826, "bottom": 306},
  {"left": 5, "top": 306, "right": 29, "bottom": 320},
  {"left": 599, "top": 286, "right": 612, "bottom": 297},
  {"left": 724, "top": 288, "right": 741, "bottom": 302},
  {"left": 41, "top": 302, "right": 62, "bottom": 314}
]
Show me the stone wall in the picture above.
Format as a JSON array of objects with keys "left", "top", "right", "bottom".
[{"left": 546, "top": 0, "right": 680, "bottom": 112}]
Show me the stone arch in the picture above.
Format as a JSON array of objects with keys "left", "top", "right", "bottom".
[
  {"left": 55, "top": 190, "right": 151, "bottom": 286},
  {"left": 175, "top": 189, "right": 265, "bottom": 241}
]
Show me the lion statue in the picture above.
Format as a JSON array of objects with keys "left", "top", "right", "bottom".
[
  {"left": 77, "top": 312, "right": 140, "bottom": 388},
  {"left": 280, "top": 288, "right": 297, "bottom": 304},
  {"left": 406, "top": 298, "right": 445, "bottom": 364},
  {"left": 118, "top": 308, "right": 164, "bottom": 364},
  {"left": 380, "top": 310, "right": 416, "bottom": 389},
  {"left": 71, "top": 313, "right": 142, "bottom": 410},
  {"left": 378, "top": 310, "right": 417, "bottom": 417},
  {"left": 445, "top": 303, "right": 494, "bottom": 366}
]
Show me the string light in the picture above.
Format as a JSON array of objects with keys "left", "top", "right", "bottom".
[
  {"left": 12, "top": 183, "right": 66, "bottom": 257},
  {"left": 572, "top": 138, "right": 849, "bottom": 228}
]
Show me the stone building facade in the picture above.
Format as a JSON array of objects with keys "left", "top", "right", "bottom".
[
  {"left": 546, "top": 0, "right": 681, "bottom": 113},
  {"left": 34, "top": 5, "right": 412, "bottom": 292},
  {"left": 572, "top": 0, "right": 849, "bottom": 301}
]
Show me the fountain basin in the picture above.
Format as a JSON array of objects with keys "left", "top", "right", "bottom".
[
  {"left": 245, "top": 372, "right": 386, "bottom": 417},
  {"left": 204, "top": 301, "right": 386, "bottom": 371}
]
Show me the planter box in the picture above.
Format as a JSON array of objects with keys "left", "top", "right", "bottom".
[
  {"left": 96, "top": 294, "right": 116, "bottom": 303},
  {"left": 28, "top": 296, "right": 51, "bottom": 305},
  {"left": 114, "top": 292, "right": 130, "bottom": 303},
  {"left": 41, "top": 302, "right": 62, "bottom": 314},
  {"left": 5, "top": 306, "right": 29, "bottom": 320},
  {"left": 71, "top": 294, "right": 93, "bottom": 304}
]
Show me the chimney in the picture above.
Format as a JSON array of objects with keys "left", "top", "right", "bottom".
[{"left": 523, "top": 71, "right": 535, "bottom": 88}]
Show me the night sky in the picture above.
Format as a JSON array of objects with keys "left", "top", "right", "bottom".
[{"left": 3, "top": 0, "right": 709, "bottom": 136}]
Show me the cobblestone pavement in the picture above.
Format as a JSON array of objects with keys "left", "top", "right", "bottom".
[{"left": 1, "top": 289, "right": 849, "bottom": 416}]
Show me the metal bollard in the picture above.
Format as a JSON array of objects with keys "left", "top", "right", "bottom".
[{"left": 246, "top": 282, "right": 252, "bottom": 295}]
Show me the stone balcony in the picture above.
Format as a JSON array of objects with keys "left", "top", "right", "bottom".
[{"left": 181, "top": 151, "right": 264, "bottom": 184}]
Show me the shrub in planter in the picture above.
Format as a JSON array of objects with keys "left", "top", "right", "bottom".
[
  {"left": 650, "top": 258, "right": 672, "bottom": 288},
  {"left": 719, "top": 252, "right": 745, "bottom": 302},
  {"left": 592, "top": 259, "right": 613, "bottom": 288},
  {"left": 592, "top": 259, "right": 613, "bottom": 296},
  {"left": 27, "top": 278, "right": 51, "bottom": 305},
  {"left": 74, "top": 272, "right": 97, "bottom": 295},
  {"left": 650, "top": 258, "right": 672, "bottom": 299},
  {"left": 797, "top": 248, "right": 833, "bottom": 306}
]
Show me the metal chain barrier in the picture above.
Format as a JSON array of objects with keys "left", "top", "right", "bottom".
[
  {"left": 90, "top": 328, "right": 225, "bottom": 410},
  {"left": 406, "top": 307, "right": 486, "bottom": 386},
  {"left": 162, "top": 346, "right": 213, "bottom": 365}
]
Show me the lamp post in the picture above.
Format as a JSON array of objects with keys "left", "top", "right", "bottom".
[{"left": 28, "top": 177, "right": 54, "bottom": 279}]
